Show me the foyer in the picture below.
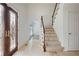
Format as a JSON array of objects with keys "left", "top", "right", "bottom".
[{"left": 1, "top": 3, "right": 79, "bottom": 56}]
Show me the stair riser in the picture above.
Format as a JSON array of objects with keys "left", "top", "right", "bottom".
[
  {"left": 46, "top": 47, "right": 63, "bottom": 50},
  {"left": 45, "top": 31, "right": 55, "bottom": 33},
  {"left": 45, "top": 32, "right": 56, "bottom": 34},
  {"left": 46, "top": 44, "right": 61, "bottom": 47},
  {"left": 45, "top": 37, "right": 58, "bottom": 41},
  {"left": 46, "top": 43, "right": 60, "bottom": 46},
  {"left": 45, "top": 39, "right": 59, "bottom": 41},
  {"left": 45, "top": 34, "right": 57, "bottom": 37},
  {"left": 45, "top": 28, "right": 55, "bottom": 30},
  {"left": 46, "top": 48, "right": 63, "bottom": 52},
  {"left": 46, "top": 49, "right": 63, "bottom": 52}
]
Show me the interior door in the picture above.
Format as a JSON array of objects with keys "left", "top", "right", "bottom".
[{"left": 68, "top": 12, "right": 79, "bottom": 50}]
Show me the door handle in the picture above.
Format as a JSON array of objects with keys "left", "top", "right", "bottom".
[
  {"left": 5, "top": 30, "right": 10, "bottom": 37},
  {"left": 5, "top": 31, "right": 8, "bottom": 37},
  {"left": 68, "top": 33, "right": 71, "bottom": 35},
  {"left": 7, "top": 30, "right": 10, "bottom": 37}
]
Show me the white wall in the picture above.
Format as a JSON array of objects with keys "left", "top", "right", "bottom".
[
  {"left": 53, "top": 4, "right": 64, "bottom": 47},
  {"left": 32, "top": 20, "right": 40, "bottom": 36},
  {"left": 27, "top": 3, "right": 55, "bottom": 28}
]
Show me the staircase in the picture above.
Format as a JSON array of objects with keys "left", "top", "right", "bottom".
[
  {"left": 45, "top": 28, "right": 63, "bottom": 54},
  {"left": 40, "top": 3, "right": 63, "bottom": 55}
]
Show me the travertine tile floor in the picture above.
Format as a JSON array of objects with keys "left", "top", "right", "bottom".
[
  {"left": 13, "top": 39, "right": 57, "bottom": 56},
  {"left": 13, "top": 39, "right": 79, "bottom": 56}
]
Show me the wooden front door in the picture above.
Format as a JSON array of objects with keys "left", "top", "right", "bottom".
[
  {"left": 5, "top": 6, "right": 18, "bottom": 56},
  {"left": 0, "top": 3, "right": 18, "bottom": 56}
]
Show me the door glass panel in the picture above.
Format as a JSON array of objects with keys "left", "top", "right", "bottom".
[
  {"left": 9, "top": 11, "right": 16, "bottom": 51},
  {"left": 0, "top": 5, "right": 4, "bottom": 56}
]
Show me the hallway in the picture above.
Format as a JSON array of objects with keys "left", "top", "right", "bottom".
[{"left": 13, "top": 39, "right": 56, "bottom": 56}]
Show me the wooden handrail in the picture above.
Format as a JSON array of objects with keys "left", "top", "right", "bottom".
[
  {"left": 52, "top": 3, "right": 58, "bottom": 25},
  {"left": 41, "top": 16, "right": 45, "bottom": 33},
  {"left": 41, "top": 16, "right": 46, "bottom": 52}
]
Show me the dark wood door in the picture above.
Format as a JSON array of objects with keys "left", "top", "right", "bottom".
[
  {"left": 0, "top": 3, "right": 18, "bottom": 56},
  {"left": 6, "top": 7, "right": 18, "bottom": 56}
]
